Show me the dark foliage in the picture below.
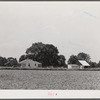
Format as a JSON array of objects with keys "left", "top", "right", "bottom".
[
  {"left": 89, "top": 61, "right": 97, "bottom": 68},
  {"left": 0, "top": 56, "right": 7, "bottom": 66},
  {"left": 67, "top": 55, "right": 78, "bottom": 64},
  {"left": 97, "top": 61, "right": 100, "bottom": 67},
  {"left": 77, "top": 52, "right": 91, "bottom": 63},
  {"left": 19, "top": 55, "right": 27, "bottom": 62},
  {"left": 5, "top": 57, "right": 18, "bottom": 67}
]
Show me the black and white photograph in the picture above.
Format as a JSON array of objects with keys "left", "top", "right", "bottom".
[{"left": 0, "top": 1, "right": 100, "bottom": 91}]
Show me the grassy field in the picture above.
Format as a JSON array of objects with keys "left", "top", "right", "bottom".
[{"left": 0, "top": 70, "right": 100, "bottom": 89}]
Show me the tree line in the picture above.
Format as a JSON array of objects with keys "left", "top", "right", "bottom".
[
  {"left": 0, "top": 42, "right": 100, "bottom": 68},
  {"left": 0, "top": 57, "right": 18, "bottom": 67}
]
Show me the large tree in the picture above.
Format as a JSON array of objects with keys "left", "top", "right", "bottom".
[
  {"left": 22, "top": 42, "right": 66, "bottom": 67},
  {"left": 77, "top": 52, "right": 91, "bottom": 62}
]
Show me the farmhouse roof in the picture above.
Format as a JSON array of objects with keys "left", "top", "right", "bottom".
[
  {"left": 78, "top": 60, "right": 90, "bottom": 66},
  {"left": 19, "top": 59, "right": 41, "bottom": 64}
]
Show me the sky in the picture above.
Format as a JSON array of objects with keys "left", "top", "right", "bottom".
[{"left": 0, "top": 1, "right": 100, "bottom": 63}]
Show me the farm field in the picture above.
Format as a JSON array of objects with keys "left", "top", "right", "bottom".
[{"left": 0, "top": 70, "right": 100, "bottom": 89}]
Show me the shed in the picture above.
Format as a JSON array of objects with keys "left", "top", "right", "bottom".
[
  {"left": 19, "top": 59, "right": 42, "bottom": 69},
  {"left": 78, "top": 60, "right": 90, "bottom": 69}
]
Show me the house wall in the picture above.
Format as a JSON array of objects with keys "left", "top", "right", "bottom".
[
  {"left": 72, "top": 65, "right": 80, "bottom": 69},
  {"left": 80, "top": 65, "right": 84, "bottom": 69},
  {"left": 68, "top": 64, "right": 80, "bottom": 69},
  {"left": 68, "top": 65, "right": 72, "bottom": 69}
]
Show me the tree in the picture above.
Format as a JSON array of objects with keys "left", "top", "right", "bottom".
[
  {"left": 77, "top": 52, "right": 91, "bottom": 62},
  {"left": 25, "top": 42, "right": 66, "bottom": 67},
  {"left": 5, "top": 57, "right": 18, "bottom": 67},
  {"left": 58, "top": 55, "right": 66, "bottom": 66},
  {"left": 67, "top": 55, "right": 78, "bottom": 64},
  {"left": 96, "top": 61, "right": 100, "bottom": 67},
  {"left": 89, "top": 61, "right": 97, "bottom": 68},
  {"left": 0, "top": 56, "right": 7, "bottom": 66}
]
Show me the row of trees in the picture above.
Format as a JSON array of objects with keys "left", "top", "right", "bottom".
[
  {"left": 0, "top": 42, "right": 100, "bottom": 68},
  {"left": 0, "top": 57, "right": 18, "bottom": 67}
]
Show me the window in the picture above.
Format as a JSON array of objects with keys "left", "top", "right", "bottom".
[{"left": 28, "top": 64, "right": 30, "bottom": 67}]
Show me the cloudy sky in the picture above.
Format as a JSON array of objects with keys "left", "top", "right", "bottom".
[{"left": 0, "top": 1, "right": 100, "bottom": 63}]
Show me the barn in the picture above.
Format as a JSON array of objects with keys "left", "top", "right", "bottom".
[
  {"left": 78, "top": 60, "right": 90, "bottom": 69},
  {"left": 68, "top": 60, "right": 90, "bottom": 69},
  {"left": 19, "top": 59, "right": 42, "bottom": 69}
]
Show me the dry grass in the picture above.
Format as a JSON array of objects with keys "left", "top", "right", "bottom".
[{"left": 0, "top": 70, "right": 100, "bottom": 89}]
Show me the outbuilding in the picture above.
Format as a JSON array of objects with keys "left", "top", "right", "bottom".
[
  {"left": 19, "top": 59, "right": 42, "bottom": 69},
  {"left": 68, "top": 60, "right": 90, "bottom": 69},
  {"left": 78, "top": 60, "right": 90, "bottom": 69}
]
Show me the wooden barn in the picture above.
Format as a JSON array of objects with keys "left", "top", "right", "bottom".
[
  {"left": 68, "top": 60, "right": 90, "bottom": 69},
  {"left": 19, "top": 59, "right": 42, "bottom": 69}
]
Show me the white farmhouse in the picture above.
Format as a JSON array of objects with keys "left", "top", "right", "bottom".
[{"left": 19, "top": 59, "right": 42, "bottom": 69}]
